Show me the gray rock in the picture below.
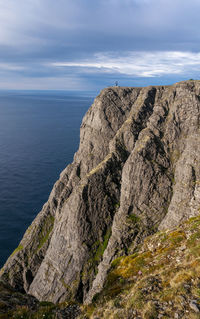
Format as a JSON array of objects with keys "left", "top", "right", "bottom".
[
  {"left": 1, "top": 81, "right": 200, "bottom": 305},
  {"left": 189, "top": 300, "right": 200, "bottom": 313}
]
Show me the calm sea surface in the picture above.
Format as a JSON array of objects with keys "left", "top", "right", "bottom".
[{"left": 0, "top": 91, "right": 94, "bottom": 267}]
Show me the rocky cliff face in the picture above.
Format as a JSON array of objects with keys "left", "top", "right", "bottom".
[{"left": 1, "top": 80, "right": 200, "bottom": 306}]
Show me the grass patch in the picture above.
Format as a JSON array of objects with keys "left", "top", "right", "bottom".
[
  {"left": 187, "top": 231, "right": 200, "bottom": 247},
  {"left": 36, "top": 215, "right": 55, "bottom": 252},
  {"left": 127, "top": 213, "right": 140, "bottom": 224},
  {"left": 94, "top": 228, "right": 111, "bottom": 263},
  {"left": 170, "top": 270, "right": 193, "bottom": 288},
  {"left": 10, "top": 245, "right": 23, "bottom": 257},
  {"left": 4, "top": 302, "right": 56, "bottom": 319},
  {"left": 82, "top": 228, "right": 112, "bottom": 281},
  {"left": 128, "top": 290, "right": 144, "bottom": 309},
  {"left": 186, "top": 216, "right": 200, "bottom": 228},
  {"left": 143, "top": 301, "right": 158, "bottom": 319},
  {"left": 168, "top": 230, "right": 186, "bottom": 245},
  {"left": 111, "top": 256, "right": 124, "bottom": 268},
  {"left": 189, "top": 244, "right": 200, "bottom": 257},
  {"left": 74, "top": 213, "right": 200, "bottom": 318}
]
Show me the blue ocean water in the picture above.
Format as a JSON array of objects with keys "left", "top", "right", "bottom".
[{"left": 0, "top": 91, "right": 94, "bottom": 267}]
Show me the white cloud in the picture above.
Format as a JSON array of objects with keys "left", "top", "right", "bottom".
[
  {"left": 0, "top": 63, "right": 24, "bottom": 71},
  {"left": 0, "top": 1, "right": 200, "bottom": 89},
  {"left": 51, "top": 51, "right": 200, "bottom": 77}
]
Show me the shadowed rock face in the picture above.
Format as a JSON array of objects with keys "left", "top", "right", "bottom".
[{"left": 1, "top": 81, "right": 200, "bottom": 304}]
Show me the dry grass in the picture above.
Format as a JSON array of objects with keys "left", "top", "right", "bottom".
[
  {"left": 80, "top": 214, "right": 200, "bottom": 319},
  {"left": 170, "top": 270, "right": 194, "bottom": 288}
]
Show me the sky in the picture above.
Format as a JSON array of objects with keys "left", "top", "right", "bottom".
[{"left": 0, "top": 0, "right": 200, "bottom": 91}]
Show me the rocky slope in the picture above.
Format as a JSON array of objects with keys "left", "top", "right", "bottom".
[
  {"left": 0, "top": 278, "right": 80, "bottom": 318},
  {"left": 1, "top": 80, "right": 200, "bottom": 308},
  {"left": 81, "top": 214, "right": 200, "bottom": 319},
  {"left": 2, "top": 214, "right": 200, "bottom": 318}
]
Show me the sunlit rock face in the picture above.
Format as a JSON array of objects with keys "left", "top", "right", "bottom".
[{"left": 1, "top": 80, "right": 200, "bottom": 304}]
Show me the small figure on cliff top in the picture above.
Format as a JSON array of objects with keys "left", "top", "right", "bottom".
[{"left": 115, "top": 81, "right": 118, "bottom": 86}]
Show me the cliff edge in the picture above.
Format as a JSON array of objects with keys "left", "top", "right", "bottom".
[{"left": 1, "top": 80, "right": 200, "bottom": 306}]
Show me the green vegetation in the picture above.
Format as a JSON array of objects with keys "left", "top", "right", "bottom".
[
  {"left": 1, "top": 302, "right": 56, "bottom": 319},
  {"left": 82, "top": 228, "right": 112, "bottom": 282},
  {"left": 94, "top": 228, "right": 111, "bottom": 262},
  {"left": 127, "top": 213, "right": 140, "bottom": 224},
  {"left": 114, "top": 202, "right": 120, "bottom": 209},
  {"left": 10, "top": 244, "right": 24, "bottom": 257},
  {"left": 0, "top": 279, "right": 57, "bottom": 319},
  {"left": 4, "top": 213, "right": 200, "bottom": 318},
  {"left": 36, "top": 215, "right": 55, "bottom": 252},
  {"left": 168, "top": 229, "right": 186, "bottom": 244},
  {"left": 81, "top": 214, "right": 200, "bottom": 318}
]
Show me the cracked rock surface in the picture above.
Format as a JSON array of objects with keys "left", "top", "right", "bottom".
[{"left": 1, "top": 80, "right": 200, "bottom": 305}]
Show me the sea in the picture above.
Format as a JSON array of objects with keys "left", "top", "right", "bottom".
[{"left": 0, "top": 91, "right": 94, "bottom": 268}]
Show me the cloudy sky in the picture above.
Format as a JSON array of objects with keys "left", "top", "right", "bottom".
[{"left": 0, "top": 0, "right": 200, "bottom": 91}]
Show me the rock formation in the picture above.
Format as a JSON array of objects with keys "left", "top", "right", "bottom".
[{"left": 1, "top": 80, "right": 200, "bottom": 306}]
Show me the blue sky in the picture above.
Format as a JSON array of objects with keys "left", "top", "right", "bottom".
[{"left": 0, "top": 0, "right": 200, "bottom": 91}]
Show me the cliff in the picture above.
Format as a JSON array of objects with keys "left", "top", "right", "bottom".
[
  {"left": 2, "top": 214, "right": 200, "bottom": 318},
  {"left": 1, "top": 80, "right": 200, "bottom": 308}
]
